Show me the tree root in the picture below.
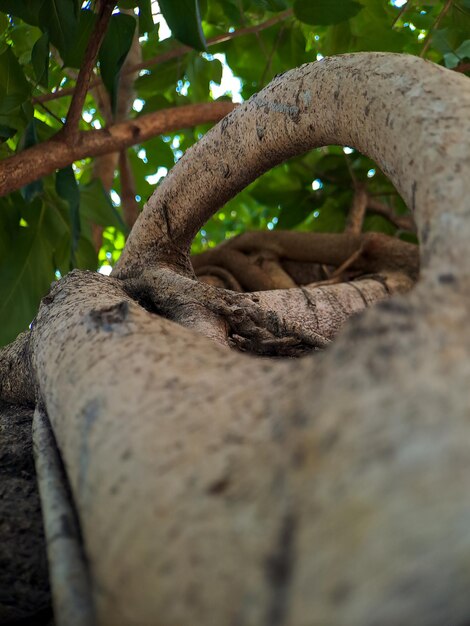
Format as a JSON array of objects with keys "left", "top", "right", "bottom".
[
  {"left": 191, "top": 230, "right": 419, "bottom": 292},
  {"left": 123, "top": 266, "right": 330, "bottom": 356}
]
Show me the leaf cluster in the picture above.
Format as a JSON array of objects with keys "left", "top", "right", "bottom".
[{"left": 0, "top": 0, "right": 468, "bottom": 345}]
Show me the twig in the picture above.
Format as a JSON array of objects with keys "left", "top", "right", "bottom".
[
  {"left": 331, "top": 245, "right": 364, "bottom": 278},
  {"left": 260, "top": 23, "right": 286, "bottom": 86},
  {"left": 391, "top": 1, "right": 411, "bottom": 28},
  {"left": 35, "top": 100, "right": 65, "bottom": 126},
  {"left": 61, "top": 0, "right": 115, "bottom": 141},
  {"left": 345, "top": 185, "right": 367, "bottom": 235},
  {"left": 35, "top": 9, "right": 294, "bottom": 104},
  {"left": 454, "top": 61, "right": 470, "bottom": 73},
  {"left": 367, "top": 197, "right": 416, "bottom": 233},
  {"left": 420, "top": 0, "right": 453, "bottom": 58}
]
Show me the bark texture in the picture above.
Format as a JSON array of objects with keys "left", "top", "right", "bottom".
[
  {"left": 0, "top": 403, "right": 52, "bottom": 624},
  {"left": 2, "top": 53, "right": 470, "bottom": 625}
]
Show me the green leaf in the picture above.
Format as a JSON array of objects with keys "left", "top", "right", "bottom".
[
  {"left": 186, "top": 54, "right": 223, "bottom": 101},
  {"left": 145, "top": 136, "right": 175, "bottom": 170},
  {"left": 251, "top": 0, "right": 289, "bottom": 11},
  {"left": 0, "top": 197, "right": 57, "bottom": 346},
  {"left": 456, "top": 38, "right": 470, "bottom": 58},
  {"left": 31, "top": 31, "right": 49, "bottom": 88},
  {"left": 75, "top": 234, "right": 98, "bottom": 270},
  {"left": 0, "top": 124, "right": 16, "bottom": 142},
  {"left": 0, "top": 93, "right": 28, "bottom": 114},
  {"left": 56, "top": 166, "right": 80, "bottom": 256},
  {"left": 0, "top": 46, "right": 30, "bottom": 102},
  {"left": 136, "top": 0, "right": 155, "bottom": 34},
  {"left": 158, "top": 0, "right": 207, "bottom": 51},
  {"left": 38, "top": 0, "right": 79, "bottom": 62},
  {"left": 62, "top": 9, "right": 96, "bottom": 69},
  {"left": 276, "top": 195, "right": 316, "bottom": 229},
  {"left": 99, "top": 12, "right": 136, "bottom": 113},
  {"left": 80, "top": 178, "right": 126, "bottom": 232},
  {"left": 0, "top": 0, "right": 44, "bottom": 25},
  {"left": 294, "top": 0, "right": 363, "bottom": 26}
]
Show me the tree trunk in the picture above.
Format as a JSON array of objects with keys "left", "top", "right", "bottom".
[{"left": 1, "top": 53, "right": 470, "bottom": 625}]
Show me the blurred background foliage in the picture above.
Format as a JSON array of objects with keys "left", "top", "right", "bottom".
[{"left": 0, "top": 0, "right": 468, "bottom": 345}]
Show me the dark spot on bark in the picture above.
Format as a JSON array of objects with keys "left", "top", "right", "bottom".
[
  {"left": 348, "top": 282, "right": 369, "bottom": 308},
  {"left": 349, "top": 323, "right": 388, "bottom": 340},
  {"left": 438, "top": 273, "right": 456, "bottom": 284},
  {"left": 222, "top": 163, "right": 231, "bottom": 178},
  {"left": 131, "top": 124, "right": 141, "bottom": 139},
  {"left": 41, "top": 291, "right": 55, "bottom": 306},
  {"left": 319, "top": 430, "right": 339, "bottom": 453},
  {"left": 256, "top": 125, "right": 265, "bottom": 140},
  {"left": 330, "top": 581, "right": 352, "bottom": 606},
  {"left": 385, "top": 112, "right": 391, "bottom": 126},
  {"left": 292, "top": 411, "right": 308, "bottom": 428},
  {"left": 224, "top": 433, "right": 245, "bottom": 445},
  {"left": 109, "top": 483, "right": 120, "bottom": 496},
  {"left": 121, "top": 448, "right": 132, "bottom": 461},
  {"left": 265, "top": 513, "right": 296, "bottom": 626},
  {"left": 411, "top": 181, "right": 417, "bottom": 212},
  {"left": 48, "top": 513, "right": 75, "bottom": 543},
  {"left": 207, "top": 475, "right": 231, "bottom": 495},
  {"left": 334, "top": 89, "right": 340, "bottom": 101},
  {"left": 291, "top": 444, "right": 306, "bottom": 468},
  {"left": 377, "top": 299, "right": 410, "bottom": 315},
  {"left": 420, "top": 222, "right": 430, "bottom": 246},
  {"left": 160, "top": 202, "right": 173, "bottom": 240},
  {"left": 376, "top": 343, "right": 394, "bottom": 358},
  {"left": 221, "top": 117, "right": 229, "bottom": 133},
  {"left": 87, "top": 300, "right": 129, "bottom": 331}
]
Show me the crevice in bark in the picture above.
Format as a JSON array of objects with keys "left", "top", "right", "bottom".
[
  {"left": 264, "top": 512, "right": 297, "bottom": 626},
  {"left": 0, "top": 403, "right": 51, "bottom": 624}
]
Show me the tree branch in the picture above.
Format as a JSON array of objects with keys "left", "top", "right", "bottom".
[
  {"left": 420, "top": 0, "right": 453, "bottom": 58},
  {"left": 0, "top": 101, "right": 236, "bottom": 198},
  {"left": 345, "top": 185, "right": 367, "bottom": 234},
  {"left": 454, "top": 61, "right": 470, "bottom": 73},
  {"left": 61, "top": 0, "right": 115, "bottom": 142},
  {"left": 367, "top": 197, "right": 417, "bottom": 233},
  {"left": 113, "top": 53, "right": 468, "bottom": 282},
  {"left": 34, "top": 10, "right": 294, "bottom": 105}
]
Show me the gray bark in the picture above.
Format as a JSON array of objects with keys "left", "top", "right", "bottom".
[{"left": 1, "top": 53, "right": 470, "bottom": 625}]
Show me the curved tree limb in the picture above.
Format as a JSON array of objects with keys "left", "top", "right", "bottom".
[
  {"left": 1, "top": 54, "right": 470, "bottom": 626},
  {"left": 115, "top": 53, "right": 469, "bottom": 284}
]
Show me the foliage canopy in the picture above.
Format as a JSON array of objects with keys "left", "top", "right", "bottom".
[{"left": 0, "top": 0, "right": 468, "bottom": 345}]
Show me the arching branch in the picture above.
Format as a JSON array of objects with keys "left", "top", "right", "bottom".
[{"left": 114, "top": 53, "right": 468, "bottom": 281}]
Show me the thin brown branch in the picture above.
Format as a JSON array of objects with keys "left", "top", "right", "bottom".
[
  {"left": 260, "top": 23, "right": 286, "bottom": 86},
  {"left": 62, "top": 0, "right": 115, "bottom": 141},
  {"left": 391, "top": 1, "right": 411, "bottom": 28},
  {"left": 35, "top": 9, "right": 294, "bottom": 105},
  {"left": 345, "top": 185, "right": 367, "bottom": 235},
  {"left": 454, "top": 61, "right": 470, "bottom": 73},
  {"left": 0, "top": 101, "right": 236, "bottom": 198},
  {"left": 367, "top": 197, "right": 417, "bottom": 233},
  {"left": 420, "top": 0, "right": 453, "bottom": 58},
  {"left": 119, "top": 149, "right": 140, "bottom": 229},
  {"left": 35, "top": 100, "right": 64, "bottom": 126}
]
